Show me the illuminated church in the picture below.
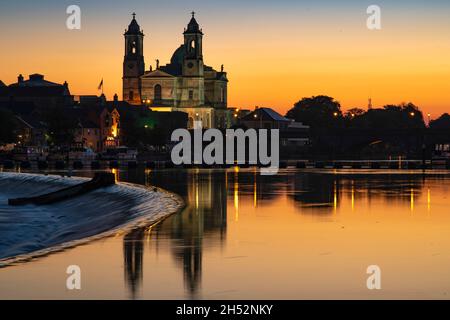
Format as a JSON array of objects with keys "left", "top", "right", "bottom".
[{"left": 122, "top": 13, "right": 230, "bottom": 128}]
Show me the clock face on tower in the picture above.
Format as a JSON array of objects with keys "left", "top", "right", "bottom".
[
  {"left": 128, "top": 63, "right": 134, "bottom": 69},
  {"left": 187, "top": 62, "right": 194, "bottom": 69}
]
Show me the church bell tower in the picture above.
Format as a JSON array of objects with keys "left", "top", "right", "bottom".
[
  {"left": 182, "top": 12, "right": 204, "bottom": 77},
  {"left": 123, "top": 13, "right": 145, "bottom": 104}
]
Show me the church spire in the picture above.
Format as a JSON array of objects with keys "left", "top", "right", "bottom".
[
  {"left": 125, "top": 12, "right": 143, "bottom": 35},
  {"left": 184, "top": 11, "right": 202, "bottom": 34}
]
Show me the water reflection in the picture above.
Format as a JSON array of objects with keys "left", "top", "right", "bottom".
[
  {"left": 123, "top": 229, "right": 144, "bottom": 299},
  {"left": 118, "top": 168, "right": 438, "bottom": 298}
]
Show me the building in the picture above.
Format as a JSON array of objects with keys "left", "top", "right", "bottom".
[
  {"left": 240, "top": 107, "right": 310, "bottom": 152},
  {"left": 122, "top": 13, "right": 230, "bottom": 129},
  {"left": 0, "top": 74, "right": 73, "bottom": 108},
  {"left": 72, "top": 97, "right": 121, "bottom": 152}
]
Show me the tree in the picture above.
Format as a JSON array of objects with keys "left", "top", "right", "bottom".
[
  {"left": 345, "top": 108, "right": 366, "bottom": 119},
  {"left": 286, "top": 95, "right": 343, "bottom": 129},
  {"left": 0, "top": 108, "right": 18, "bottom": 144},
  {"left": 430, "top": 113, "right": 450, "bottom": 129},
  {"left": 345, "top": 102, "right": 425, "bottom": 130},
  {"left": 120, "top": 110, "right": 169, "bottom": 149},
  {"left": 42, "top": 107, "right": 77, "bottom": 146}
]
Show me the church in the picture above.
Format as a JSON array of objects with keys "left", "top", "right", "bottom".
[{"left": 122, "top": 13, "right": 231, "bottom": 129}]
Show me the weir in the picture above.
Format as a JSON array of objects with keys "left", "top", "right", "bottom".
[{"left": 8, "top": 172, "right": 115, "bottom": 206}]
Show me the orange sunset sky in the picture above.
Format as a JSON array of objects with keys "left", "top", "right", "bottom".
[{"left": 1, "top": 0, "right": 450, "bottom": 117}]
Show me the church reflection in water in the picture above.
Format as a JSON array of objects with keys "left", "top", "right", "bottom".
[
  {"left": 120, "top": 168, "right": 429, "bottom": 298},
  {"left": 122, "top": 169, "right": 228, "bottom": 298}
]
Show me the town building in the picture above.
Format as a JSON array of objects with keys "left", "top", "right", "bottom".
[
  {"left": 0, "top": 74, "right": 73, "bottom": 108},
  {"left": 240, "top": 107, "right": 310, "bottom": 151}
]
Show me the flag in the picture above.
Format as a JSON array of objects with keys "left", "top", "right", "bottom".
[{"left": 97, "top": 79, "right": 103, "bottom": 90}]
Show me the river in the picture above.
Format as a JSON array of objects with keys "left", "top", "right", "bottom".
[{"left": 1, "top": 168, "right": 450, "bottom": 299}]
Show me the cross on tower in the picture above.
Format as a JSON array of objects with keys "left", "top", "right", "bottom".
[
  {"left": 132, "top": 12, "right": 136, "bottom": 19},
  {"left": 191, "top": 11, "right": 195, "bottom": 18}
]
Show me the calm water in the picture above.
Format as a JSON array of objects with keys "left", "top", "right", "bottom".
[{"left": 1, "top": 168, "right": 450, "bottom": 299}]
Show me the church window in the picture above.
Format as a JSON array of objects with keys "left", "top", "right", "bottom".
[
  {"left": 189, "top": 40, "right": 196, "bottom": 51},
  {"left": 131, "top": 41, "right": 137, "bottom": 54},
  {"left": 154, "top": 84, "right": 162, "bottom": 101},
  {"left": 189, "top": 90, "right": 194, "bottom": 100},
  {"left": 129, "top": 91, "right": 134, "bottom": 101}
]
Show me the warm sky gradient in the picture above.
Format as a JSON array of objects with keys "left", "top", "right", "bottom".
[{"left": 1, "top": 0, "right": 450, "bottom": 117}]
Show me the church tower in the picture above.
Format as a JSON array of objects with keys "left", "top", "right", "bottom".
[
  {"left": 123, "top": 13, "right": 145, "bottom": 104},
  {"left": 182, "top": 12, "right": 204, "bottom": 77}
]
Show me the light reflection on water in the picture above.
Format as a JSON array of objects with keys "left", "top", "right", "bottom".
[{"left": 2, "top": 168, "right": 450, "bottom": 299}]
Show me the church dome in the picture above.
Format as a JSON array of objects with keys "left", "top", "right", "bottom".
[{"left": 170, "top": 45, "right": 185, "bottom": 65}]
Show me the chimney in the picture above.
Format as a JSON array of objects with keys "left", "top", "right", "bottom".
[{"left": 18, "top": 74, "right": 24, "bottom": 83}]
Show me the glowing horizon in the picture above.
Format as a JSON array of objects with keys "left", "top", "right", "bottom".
[{"left": 1, "top": 0, "right": 450, "bottom": 118}]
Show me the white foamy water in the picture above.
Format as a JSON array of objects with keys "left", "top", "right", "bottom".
[{"left": 0, "top": 172, "right": 183, "bottom": 266}]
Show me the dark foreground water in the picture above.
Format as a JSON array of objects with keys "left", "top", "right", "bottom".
[{"left": 1, "top": 168, "right": 450, "bottom": 299}]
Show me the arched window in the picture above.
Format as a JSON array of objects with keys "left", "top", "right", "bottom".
[
  {"left": 129, "top": 41, "right": 137, "bottom": 54},
  {"left": 154, "top": 84, "right": 162, "bottom": 101},
  {"left": 190, "top": 40, "right": 196, "bottom": 51}
]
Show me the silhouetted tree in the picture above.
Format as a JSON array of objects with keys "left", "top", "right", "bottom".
[
  {"left": 0, "top": 108, "right": 18, "bottom": 144},
  {"left": 430, "top": 113, "right": 450, "bottom": 129},
  {"left": 345, "top": 108, "right": 366, "bottom": 119},
  {"left": 42, "top": 107, "right": 77, "bottom": 146},
  {"left": 120, "top": 111, "right": 168, "bottom": 149},
  {"left": 347, "top": 103, "right": 425, "bottom": 129},
  {"left": 286, "top": 95, "right": 343, "bottom": 129}
]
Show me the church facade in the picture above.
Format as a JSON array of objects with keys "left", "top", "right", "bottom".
[{"left": 122, "top": 13, "right": 231, "bottom": 129}]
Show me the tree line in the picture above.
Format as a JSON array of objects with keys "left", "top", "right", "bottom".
[{"left": 285, "top": 95, "right": 450, "bottom": 130}]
